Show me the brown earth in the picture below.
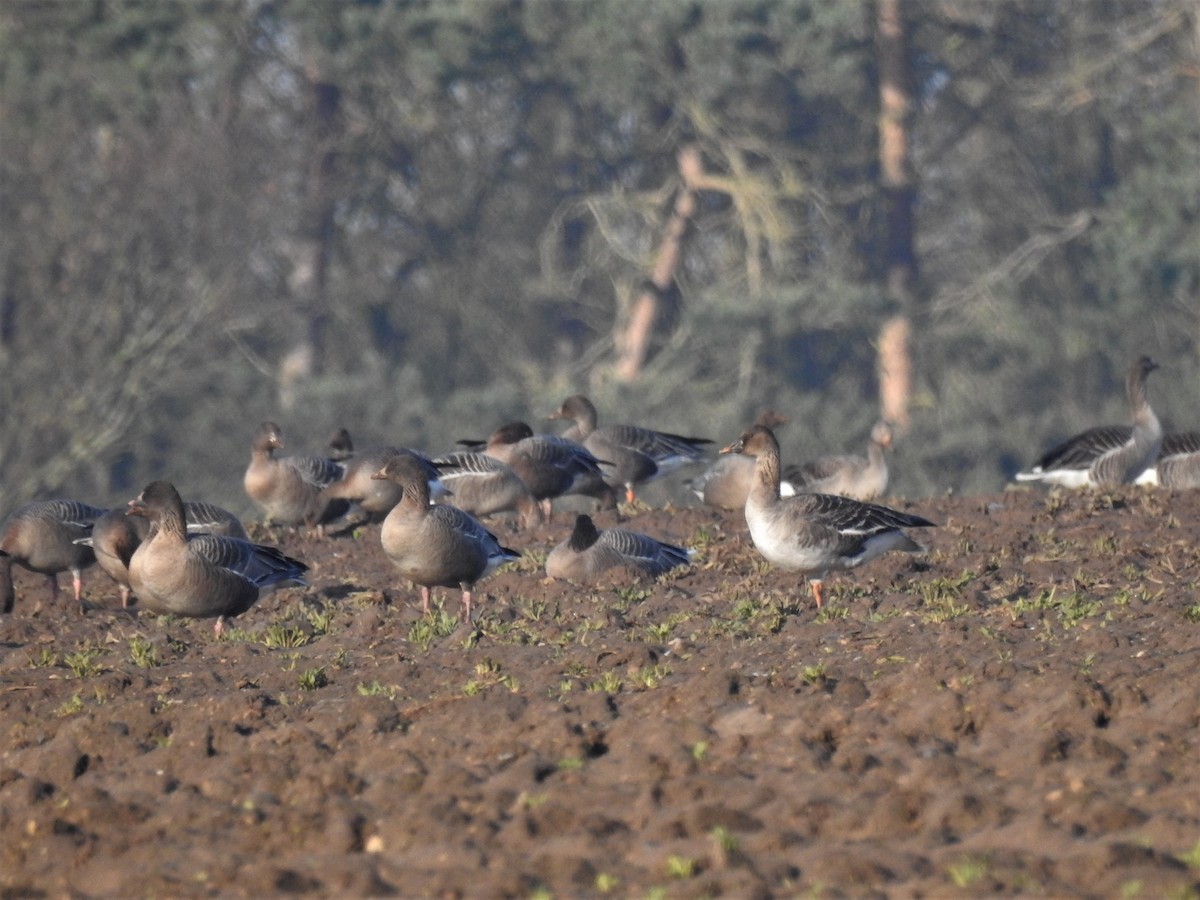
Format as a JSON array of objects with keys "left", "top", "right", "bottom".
[{"left": 3, "top": 486, "right": 1200, "bottom": 898}]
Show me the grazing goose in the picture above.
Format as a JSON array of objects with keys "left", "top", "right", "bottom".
[
  {"left": 1015, "top": 356, "right": 1162, "bottom": 488},
  {"left": 722, "top": 425, "right": 934, "bottom": 608},
  {"left": 429, "top": 450, "right": 544, "bottom": 529},
  {"left": 1, "top": 499, "right": 104, "bottom": 614},
  {"left": 545, "top": 514, "right": 693, "bottom": 582},
  {"left": 550, "top": 394, "right": 712, "bottom": 503},
  {"left": 783, "top": 420, "right": 895, "bottom": 501},
  {"left": 305, "top": 446, "right": 443, "bottom": 534},
  {"left": 373, "top": 454, "right": 519, "bottom": 623},
  {"left": 689, "top": 410, "right": 791, "bottom": 510},
  {"left": 462, "top": 422, "right": 615, "bottom": 516},
  {"left": 83, "top": 502, "right": 247, "bottom": 608},
  {"left": 1137, "top": 431, "right": 1200, "bottom": 488},
  {"left": 126, "top": 481, "right": 306, "bottom": 636},
  {"left": 243, "top": 421, "right": 346, "bottom": 526}
]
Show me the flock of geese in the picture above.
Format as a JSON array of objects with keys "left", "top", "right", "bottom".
[{"left": 0, "top": 361, "right": 1193, "bottom": 635}]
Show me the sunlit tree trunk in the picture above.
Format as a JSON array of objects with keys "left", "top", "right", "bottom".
[
  {"left": 877, "top": 0, "right": 917, "bottom": 431},
  {"left": 613, "top": 145, "right": 701, "bottom": 383}
]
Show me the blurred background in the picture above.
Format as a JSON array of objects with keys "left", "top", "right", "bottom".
[{"left": 2, "top": 0, "right": 1198, "bottom": 518}]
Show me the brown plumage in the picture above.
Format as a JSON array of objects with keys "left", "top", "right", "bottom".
[
  {"left": 545, "top": 514, "right": 692, "bottom": 582},
  {"left": 783, "top": 420, "right": 894, "bottom": 501},
  {"left": 429, "top": 450, "right": 544, "bottom": 529},
  {"left": 127, "top": 481, "right": 306, "bottom": 636},
  {"left": 689, "top": 410, "right": 789, "bottom": 510},
  {"left": 305, "top": 446, "right": 442, "bottom": 533},
  {"left": 243, "top": 421, "right": 346, "bottom": 526},
  {"left": 373, "top": 455, "right": 519, "bottom": 623},
  {"left": 551, "top": 394, "right": 711, "bottom": 503},
  {"left": 86, "top": 501, "right": 247, "bottom": 608},
  {"left": 1, "top": 499, "right": 104, "bottom": 614},
  {"left": 462, "top": 422, "right": 615, "bottom": 516}
]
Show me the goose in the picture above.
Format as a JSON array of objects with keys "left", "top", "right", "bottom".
[
  {"left": 689, "top": 410, "right": 792, "bottom": 509},
  {"left": 721, "top": 425, "right": 934, "bottom": 608},
  {"left": 82, "top": 501, "right": 247, "bottom": 608},
  {"left": 326, "top": 427, "right": 356, "bottom": 462},
  {"left": 243, "top": 421, "right": 346, "bottom": 526},
  {"left": 1137, "top": 431, "right": 1200, "bottom": 488},
  {"left": 550, "top": 394, "right": 711, "bottom": 503},
  {"left": 305, "top": 445, "right": 443, "bottom": 534},
  {"left": 372, "top": 454, "right": 519, "bottom": 623},
  {"left": 461, "top": 422, "right": 615, "bottom": 516},
  {"left": 1015, "top": 356, "right": 1162, "bottom": 487},
  {"left": 126, "top": 481, "right": 307, "bottom": 635},
  {"left": 545, "top": 514, "right": 693, "bottom": 582},
  {"left": 1, "top": 499, "right": 104, "bottom": 614},
  {"left": 783, "top": 420, "right": 895, "bottom": 501},
  {"left": 428, "top": 449, "right": 544, "bottom": 529}
]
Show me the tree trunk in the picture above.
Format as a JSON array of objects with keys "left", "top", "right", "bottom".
[
  {"left": 613, "top": 145, "right": 701, "bottom": 383},
  {"left": 876, "top": 0, "right": 917, "bottom": 431},
  {"left": 279, "top": 75, "right": 339, "bottom": 411}
]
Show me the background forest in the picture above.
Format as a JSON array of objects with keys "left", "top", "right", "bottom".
[{"left": 2, "top": 0, "right": 1198, "bottom": 518}]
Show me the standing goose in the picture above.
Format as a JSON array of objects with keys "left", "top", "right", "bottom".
[
  {"left": 428, "top": 450, "right": 544, "bottom": 529},
  {"left": 689, "top": 410, "right": 791, "bottom": 510},
  {"left": 783, "top": 420, "right": 895, "bottom": 501},
  {"left": 545, "top": 514, "right": 693, "bottom": 582},
  {"left": 1, "top": 499, "right": 104, "bottom": 614},
  {"left": 462, "top": 422, "right": 615, "bottom": 516},
  {"left": 722, "top": 425, "right": 934, "bottom": 608},
  {"left": 550, "top": 394, "right": 712, "bottom": 503},
  {"left": 83, "top": 501, "right": 247, "bottom": 608},
  {"left": 1015, "top": 356, "right": 1162, "bottom": 488},
  {"left": 305, "top": 445, "right": 443, "bottom": 534},
  {"left": 372, "top": 454, "right": 519, "bottom": 623},
  {"left": 243, "top": 421, "right": 346, "bottom": 527},
  {"left": 126, "top": 481, "right": 307, "bottom": 636}
]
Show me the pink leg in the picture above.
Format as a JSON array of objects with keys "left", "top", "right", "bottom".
[
  {"left": 420, "top": 586, "right": 431, "bottom": 615},
  {"left": 811, "top": 580, "right": 824, "bottom": 609},
  {"left": 214, "top": 616, "right": 226, "bottom": 638},
  {"left": 461, "top": 588, "right": 473, "bottom": 623}
]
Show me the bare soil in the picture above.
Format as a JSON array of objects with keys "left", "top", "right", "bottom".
[{"left": 3, "top": 487, "right": 1200, "bottom": 898}]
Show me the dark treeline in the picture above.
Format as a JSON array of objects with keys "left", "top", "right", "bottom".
[{"left": 2, "top": 0, "right": 1198, "bottom": 516}]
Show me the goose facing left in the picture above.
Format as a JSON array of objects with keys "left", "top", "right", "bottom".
[
  {"left": 82, "top": 501, "right": 247, "bottom": 608},
  {"left": 127, "top": 481, "right": 307, "bottom": 636},
  {"left": 373, "top": 454, "right": 519, "bottom": 623},
  {"left": 1, "top": 499, "right": 105, "bottom": 614},
  {"left": 722, "top": 425, "right": 934, "bottom": 609}
]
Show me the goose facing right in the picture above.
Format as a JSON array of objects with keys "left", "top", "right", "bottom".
[
  {"left": 545, "top": 514, "right": 693, "bottom": 582},
  {"left": 722, "top": 425, "right": 934, "bottom": 609},
  {"left": 462, "top": 422, "right": 615, "bottom": 515},
  {"left": 429, "top": 450, "right": 544, "bottom": 529},
  {"left": 783, "top": 420, "right": 895, "bottom": 501},
  {"left": 1015, "top": 356, "right": 1162, "bottom": 488},
  {"left": 127, "top": 481, "right": 307, "bottom": 636},
  {"left": 373, "top": 454, "right": 519, "bottom": 623},
  {"left": 550, "top": 394, "right": 712, "bottom": 503}
]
